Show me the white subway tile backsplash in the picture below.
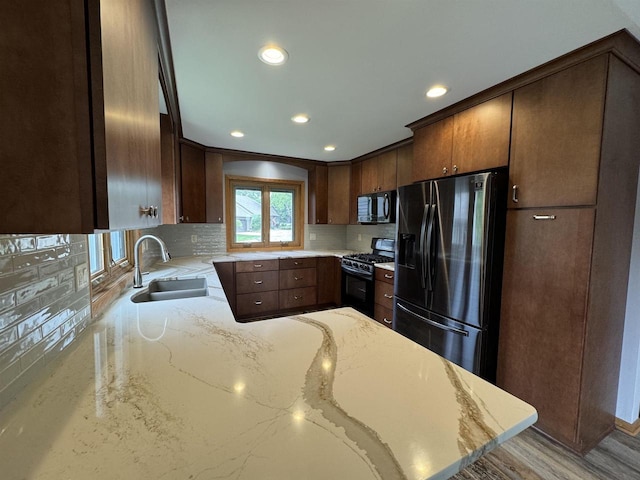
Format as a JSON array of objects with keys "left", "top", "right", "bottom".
[
  {"left": 16, "top": 277, "right": 58, "bottom": 305},
  {"left": 16, "top": 237, "right": 35, "bottom": 252},
  {"left": 346, "top": 224, "right": 396, "bottom": 252},
  {"left": 0, "top": 233, "right": 90, "bottom": 410},
  {"left": 0, "top": 328, "right": 18, "bottom": 354},
  {"left": 305, "top": 224, "right": 347, "bottom": 250},
  {"left": 0, "top": 292, "right": 15, "bottom": 313}
]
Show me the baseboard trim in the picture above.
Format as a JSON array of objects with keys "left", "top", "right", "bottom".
[{"left": 615, "top": 417, "right": 640, "bottom": 437}]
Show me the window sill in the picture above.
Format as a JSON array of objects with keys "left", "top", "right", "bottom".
[
  {"left": 227, "top": 244, "right": 303, "bottom": 253},
  {"left": 91, "top": 266, "right": 133, "bottom": 318}
]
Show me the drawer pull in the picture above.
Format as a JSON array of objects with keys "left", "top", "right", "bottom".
[
  {"left": 294, "top": 261, "right": 300, "bottom": 265},
  {"left": 383, "top": 318, "right": 392, "bottom": 324},
  {"left": 294, "top": 295, "right": 303, "bottom": 300},
  {"left": 383, "top": 293, "right": 393, "bottom": 299},
  {"left": 384, "top": 273, "right": 393, "bottom": 279},
  {"left": 254, "top": 280, "right": 263, "bottom": 284},
  {"left": 254, "top": 264, "right": 263, "bottom": 268},
  {"left": 294, "top": 276, "right": 303, "bottom": 281},
  {"left": 255, "top": 301, "right": 262, "bottom": 305},
  {"left": 533, "top": 215, "right": 556, "bottom": 221}
]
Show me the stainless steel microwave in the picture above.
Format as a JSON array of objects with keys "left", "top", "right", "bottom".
[{"left": 357, "top": 191, "right": 396, "bottom": 224}]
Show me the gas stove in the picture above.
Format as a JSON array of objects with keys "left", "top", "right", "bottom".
[{"left": 341, "top": 238, "right": 395, "bottom": 279}]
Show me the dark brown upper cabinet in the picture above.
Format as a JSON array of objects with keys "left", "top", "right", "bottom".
[
  {"left": 412, "top": 117, "right": 454, "bottom": 182},
  {"left": 327, "top": 165, "right": 351, "bottom": 225},
  {"left": 308, "top": 165, "right": 328, "bottom": 224},
  {"left": 452, "top": 93, "right": 512, "bottom": 174},
  {"left": 509, "top": 56, "right": 607, "bottom": 208},
  {"left": 0, "top": 0, "right": 161, "bottom": 233},
  {"left": 179, "top": 144, "right": 223, "bottom": 224},
  {"left": 412, "top": 94, "right": 511, "bottom": 183},
  {"left": 361, "top": 151, "right": 397, "bottom": 194}
]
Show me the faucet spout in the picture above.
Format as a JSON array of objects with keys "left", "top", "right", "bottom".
[{"left": 133, "top": 234, "right": 171, "bottom": 288}]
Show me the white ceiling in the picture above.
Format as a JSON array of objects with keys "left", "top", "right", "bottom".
[{"left": 165, "top": 0, "right": 640, "bottom": 162}]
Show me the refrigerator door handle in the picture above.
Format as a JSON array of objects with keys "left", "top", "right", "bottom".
[
  {"left": 425, "top": 203, "right": 436, "bottom": 291},
  {"left": 428, "top": 202, "right": 438, "bottom": 287},
  {"left": 396, "top": 303, "right": 470, "bottom": 337},
  {"left": 419, "top": 204, "right": 430, "bottom": 290}
]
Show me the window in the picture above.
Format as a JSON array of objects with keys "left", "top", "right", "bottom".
[
  {"left": 88, "top": 230, "right": 131, "bottom": 282},
  {"left": 226, "top": 176, "right": 304, "bottom": 250}
]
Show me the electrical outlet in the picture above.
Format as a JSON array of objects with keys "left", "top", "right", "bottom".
[
  {"left": 357, "top": 234, "right": 362, "bottom": 241},
  {"left": 310, "top": 233, "right": 317, "bottom": 240},
  {"left": 191, "top": 235, "right": 198, "bottom": 243}
]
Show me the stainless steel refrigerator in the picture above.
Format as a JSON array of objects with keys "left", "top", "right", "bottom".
[{"left": 394, "top": 170, "right": 507, "bottom": 382}]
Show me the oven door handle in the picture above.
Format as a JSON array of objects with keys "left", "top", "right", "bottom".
[{"left": 396, "top": 303, "right": 469, "bottom": 337}]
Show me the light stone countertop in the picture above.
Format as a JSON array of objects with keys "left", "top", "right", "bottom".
[
  {"left": 0, "top": 257, "right": 536, "bottom": 480},
  {"left": 375, "top": 262, "right": 395, "bottom": 271}
]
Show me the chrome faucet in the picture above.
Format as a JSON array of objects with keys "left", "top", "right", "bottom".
[{"left": 133, "top": 234, "right": 171, "bottom": 288}]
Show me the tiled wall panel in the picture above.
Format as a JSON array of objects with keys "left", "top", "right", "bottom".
[
  {"left": 346, "top": 224, "right": 396, "bottom": 252},
  {"left": 0, "top": 234, "right": 90, "bottom": 410}
]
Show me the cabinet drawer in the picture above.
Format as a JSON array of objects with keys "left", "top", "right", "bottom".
[
  {"left": 236, "top": 259, "right": 279, "bottom": 273},
  {"left": 236, "top": 291, "right": 279, "bottom": 317},
  {"left": 236, "top": 271, "right": 279, "bottom": 294},
  {"left": 279, "top": 287, "right": 317, "bottom": 310},
  {"left": 375, "top": 280, "right": 394, "bottom": 309},
  {"left": 375, "top": 268, "right": 395, "bottom": 284},
  {"left": 279, "top": 257, "right": 317, "bottom": 270},
  {"left": 279, "top": 268, "right": 317, "bottom": 290},
  {"left": 374, "top": 304, "right": 394, "bottom": 329}
]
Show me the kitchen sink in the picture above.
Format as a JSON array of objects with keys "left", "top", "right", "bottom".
[{"left": 130, "top": 277, "right": 208, "bottom": 303}]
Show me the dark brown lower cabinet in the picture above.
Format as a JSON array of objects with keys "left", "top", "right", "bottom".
[
  {"left": 215, "top": 256, "right": 341, "bottom": 321},
  {"left": 374, "top": 268, "right": 394, "bottom": 328},
  {"left": 497, "top": 207, "right": 629, "bottom": 453},
  {"left": 236, "top": 292, "right": 279, "bottom": 318},
  {"left": 279, "top": 287, "right": 317, "bottom": 310},
  {"left": 317, "top": 257, "right": 341, "bottom": 306}
]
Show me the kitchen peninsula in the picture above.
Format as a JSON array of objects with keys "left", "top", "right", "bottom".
[{"left": 0, "top": 257, "right": 536, "bottom": 480}]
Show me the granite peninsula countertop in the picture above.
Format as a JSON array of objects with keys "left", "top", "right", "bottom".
[{"left": 0, "top": 257, "right": 536, "bottom": 480}]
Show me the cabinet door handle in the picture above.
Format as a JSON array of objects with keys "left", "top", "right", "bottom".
[
  {"left": 512, "top": 185, "right": 519, "bottom": 203},
  {"left": 442, "top": 167, "right": 448, "bottom": 175},
  {"left": 383, "top": 293, "right": 393, "bottom": 299},
  {"left": 383, "top": 317, "right": 392, "bottom": 324},
  {"left": 254, "top": 301, "right": 262, "bottom": 305},
  {"left": 533, "top": 215, "right": 557, "bottom": 221},
  {"left": 452, "top": 165, "right": 458, "bottom": 173},
  {"left": 254, "top": 280, "right": 263, "bottom": 284},
  {"left": 254, "top": 264, "right": 262, "bottom": 268},
  {"left": 384, "top": 273, "right": 393, "bottom": 279}
]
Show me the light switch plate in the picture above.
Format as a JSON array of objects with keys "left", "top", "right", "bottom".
[{"left": 75, "top": 263, "right": 89, "bottom": 291}]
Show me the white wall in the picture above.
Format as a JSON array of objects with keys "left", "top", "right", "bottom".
[{"left": 617, "top": 171, "right": 640, "bottom": 423}]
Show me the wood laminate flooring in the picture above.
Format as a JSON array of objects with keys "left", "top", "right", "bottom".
[{"left": 453, "top": 428, "right": 640, "bottom": 480}]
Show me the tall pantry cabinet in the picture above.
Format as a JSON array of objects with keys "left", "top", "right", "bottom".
[{"left": 497, "top": 51, "right": 640, "bottom": 453}]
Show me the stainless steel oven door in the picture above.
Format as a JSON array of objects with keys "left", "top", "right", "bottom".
[{"left": 341, "top": 269, "right": 374, "bottom": 317}]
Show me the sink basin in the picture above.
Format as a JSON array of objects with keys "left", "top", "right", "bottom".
[{"left": 131, "top": 278, "right": 208, "bottom": 303}]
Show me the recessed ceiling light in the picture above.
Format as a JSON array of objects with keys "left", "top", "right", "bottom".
[
  {"left": 258, "top": 45, "right": 288, "bottom": 66},
  {"left": 324, "top": 145, "right": 336, "bottom": 152},
  {"left": 426, "top": 85, "right": 449, "bottom": 98},
  {"left": 291, "top": 114, "right": 309, "bottom": 124},
  {"left": 230, "top": 130, "right": 244, "bottom": 138}
]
